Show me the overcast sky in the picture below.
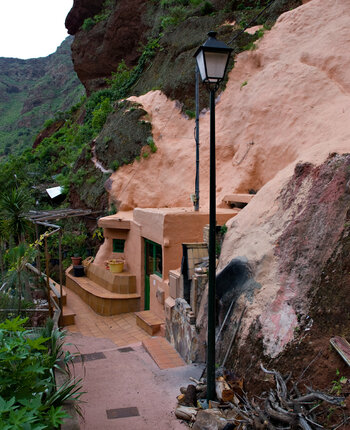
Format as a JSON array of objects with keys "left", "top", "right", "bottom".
[{"left": 0, "top": 0, "right": 74, "bottom": 59}]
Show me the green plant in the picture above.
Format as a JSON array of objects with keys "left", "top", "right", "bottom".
[
  {"left": 0, "top": 317, "right": 83, "bottom": 427},
  {"left": 91, "top": 97, "right": 113, "bottom": 132},
  {"left": 108, "top": 202, "right": 117, "bottom": 215},
  {"left": 142, "top": 151, "right": 150, "bottom": 159},
  {"left": 92, "top": 227, "right": 104, "bottom": 242},
  {"left": 161, "top": 6, "right": 187, "bottom": 28},
  {"left": 147, "top": 136, "right": 158, "bottom": 153},
  {"left": 82, "top": 17, "right": 95, "bottom": 31},
  {"left": 0, "top": 188, "right": 33, "bottom": 244},
  {"left": 86, "top": 175, "right": 97, "bottom": 185},
  {"left": 331, "top": 370, "right": 347, "bottom": 395},
  {"left": 220, "top": 224, "right": 228, "bottom": 235},
  {"left": 110, "top": 160, "right": 120, "bottom": 171},
  {"left": 185, "top": 110, "right": 196, "bottom": 119},
  {"left": 240, "top": 80, "right": 248, "bottom": 89},
  {"left": 43, "top": 118, "right": 54, "bottom": 129},
  {"left": 200, "top": 1, "right": 214, "bottom": 15}
]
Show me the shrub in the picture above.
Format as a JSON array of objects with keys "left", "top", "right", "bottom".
[
  {"left": 110, "top": 160, "right": 120, "bottom": 171},
  {"left": 82, "top": 17, "right": 95, "bottom": 31},
  {"left": 91, "top": 98, "right": 113, "bottom": 132},
  {"left": 147, "top": 136, "right": 158, "bottom": 153},
  {"left": 43, "top": 118, "right": 54, "bottom": 129},
  {"left": 0, "top": 317, "right": 83, "bottom": 428},
  {"left": 200, "top": 1, "right": 214, "bottom": 15},
  {"left": 185, "top": 109, "right": 196, "bottom": 119},
  {"left": 161, "top": 6, "right": 187, "bottom": 28}
]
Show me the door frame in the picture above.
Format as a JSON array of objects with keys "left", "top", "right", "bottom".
[{"left": 144, "top": 239, "right": 162, "bottom": 310}]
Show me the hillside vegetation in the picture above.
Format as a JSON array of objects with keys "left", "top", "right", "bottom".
[{"left": 0, "top": 37, "right": 83, "bottom": 158}]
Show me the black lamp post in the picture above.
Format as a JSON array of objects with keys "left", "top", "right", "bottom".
[{"left": 194, "top": 31, "right": 232, "bottom": 401}]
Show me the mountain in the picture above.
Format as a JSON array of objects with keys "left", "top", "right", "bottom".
[{"left": 0, "top": 37, "right": 84, "bottom": 157}]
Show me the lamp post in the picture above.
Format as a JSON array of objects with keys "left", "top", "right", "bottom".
[{"left": 194, "top": 31, "right": 232, "bottom": 401}]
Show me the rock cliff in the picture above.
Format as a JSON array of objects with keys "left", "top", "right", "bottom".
[
  {"left": 84, "top": 0, "right": 350, "bottom": 386},
  {"left": 66, "top": 0, "right": 150, "bottom": 94}
]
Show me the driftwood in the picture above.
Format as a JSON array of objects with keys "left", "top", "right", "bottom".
[{"left": 223, "top": 364, "right": 347, "bottom": 429}]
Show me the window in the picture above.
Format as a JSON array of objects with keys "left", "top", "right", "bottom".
[
  {"left": 145, "top": 240, "right": 162, "bottom": 277},
  {"left": 113, "top": 238, "right": 125, "bottom": 253}
]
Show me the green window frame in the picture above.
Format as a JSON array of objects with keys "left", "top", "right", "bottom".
[
  {"left": 145, "top": 239, "right": 162, "bottom": 278},
  {"left": 113, "top": 238, "right": 125, "bottom": 253}
]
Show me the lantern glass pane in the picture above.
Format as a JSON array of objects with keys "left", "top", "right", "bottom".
[
  {"left": 205, "top": 51, "right": 228, "bottom": 81},
  {"left": 196, "top": 50, "right": 207, "bottom": 81}
]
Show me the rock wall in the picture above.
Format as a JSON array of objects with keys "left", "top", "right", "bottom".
[
  {"left": 216, "top": 154, "right": 350, "bottom": 355},
  {"left": 104, "top": 0, "right": 350, "bottom": 212}
]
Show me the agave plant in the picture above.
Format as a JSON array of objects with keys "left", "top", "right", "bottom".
[{"left": 0, "top": 188, "right": 32, "bottom": 245}]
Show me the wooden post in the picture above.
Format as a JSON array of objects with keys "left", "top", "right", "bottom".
[
  {"left": 58, "top": 229, "right": 63, "bottom": 327},
  {"left": 44, "top": 237, "right": 53, "bottom": 318}
]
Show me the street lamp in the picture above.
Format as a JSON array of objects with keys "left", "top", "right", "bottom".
[{"left": 194, "top": 31, "right": 232, "bottom": 401}]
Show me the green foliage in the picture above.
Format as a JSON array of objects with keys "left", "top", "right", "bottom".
[
  {"left": 91, "top": 98, "right": 113, "bottom": 132},
  {"left": 161, "top": 6, "right": 187, "bottom": 28},
  {"left": 86, "top": 175, "right": 97, "bottom": 185},
  {"left": 82, "top": 17, "right": 95, "bottom": 31},
  {"left": 185, "top": 110, "right": 196, "bottom": 119},
  {"left": 0, "top": 317, "right": 83, "bottom": 428},
  {"left": 92, "top": 227, "right": 104, "bottom": 242},
  {"left": 240, "top": 80, "right": 248, "bottom": 89},
  {"left": 0, "top": 188, "right": 33, "bottom": 244},
  {"left": 147, "top": 136, "right": 158, "bottom": 153},
  {"left": 43, "top": 118, "right": 54, "bottom": 129},
  {"left": 200, "top": 1, "right": 214, "bottom": 15},
  {"left": 331, "top": 369, "right": 347, "bottom": 396},
  {"left": 159, "top": 0, "right": 216, "bottom": 29},
  {"left": 105, "top": 60, "right": 132, "bottom": 93},
  {"left": 82, "top": 0, "right": 115, "bottom": 30},
  {"left": 110, "top": 160, "right": 120, "bottom": 171},
  {"left": 220, "top": 224, "right": 228, "bottom": 235}
]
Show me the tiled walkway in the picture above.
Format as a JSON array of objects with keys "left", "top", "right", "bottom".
[
  {"left": 65, "top": 288, "right": 185, "bottom": 369},
  {"left": 65, "top": 288, "right": 151, "bottom": 346}
]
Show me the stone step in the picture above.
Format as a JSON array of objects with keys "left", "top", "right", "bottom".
[
  {"left": 62, "top": 305, "right": 75, "bottom": 326},
  {"left": 135, "top": 311, "right": 164, "bottom": 336},
  {"left": 66, "top": 269, "right": 140, "bottom": 316},
  {"left": 142, "top": 336, "right": 185, "bottom": 369},
  {"left": 222, "top": 193, "right": 255, "bottom": 206}
]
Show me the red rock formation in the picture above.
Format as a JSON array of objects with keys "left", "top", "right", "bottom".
[
  {"left": 66, "top": 0, "right": 150, "bottom": 94},
  {"left": 65, "top": 0, "right": 104, "bottom": 35}
]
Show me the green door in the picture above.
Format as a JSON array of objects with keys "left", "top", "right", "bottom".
[{"left": 144, "top": 239, "right": 162, "bottom": 311}]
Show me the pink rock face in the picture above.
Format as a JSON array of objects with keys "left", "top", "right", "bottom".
[
  {"left": 105, "top": 0, "right": 350, "bottom": 357},
  {"left": 109, "top": 0, "right": 350, "bottom": 213}
]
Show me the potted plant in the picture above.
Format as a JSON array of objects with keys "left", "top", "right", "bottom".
[
  {"left": 71, "top": 254, "right": 82, "bottom": 266},
  {"left": 108, "top": 258, "right": 124, "bottom": 273}
]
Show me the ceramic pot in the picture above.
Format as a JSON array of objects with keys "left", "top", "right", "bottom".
[{"left": 109, "top": 260, "right": 124, "bottom": 273}]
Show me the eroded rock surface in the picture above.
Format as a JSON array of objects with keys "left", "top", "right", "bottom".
[{"left": 66, "top": 0, "right": 149, "bottom": 93}]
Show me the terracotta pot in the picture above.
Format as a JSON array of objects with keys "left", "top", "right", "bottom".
[{"left": 71, "top": 256, "right": 82, "bottom": 266}]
